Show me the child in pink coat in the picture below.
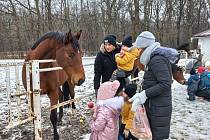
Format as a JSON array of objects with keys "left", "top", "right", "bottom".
[{"left": 90, "top": 80, "right": 124, "bottom": 140}]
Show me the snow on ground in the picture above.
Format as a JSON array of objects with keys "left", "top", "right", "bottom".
[
  {"left": 0, "top": 58, "right": 210, "bottom": 140},
  {"left": 170, "top": 80, "right": 210, "bottom": 139}
]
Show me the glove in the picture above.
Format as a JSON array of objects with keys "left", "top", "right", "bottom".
[{"left": 129, "top": 90, "right": 147, "bottom": 111}]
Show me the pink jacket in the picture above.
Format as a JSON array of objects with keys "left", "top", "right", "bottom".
[{"left": 90, "top": 97, "right": 124, "bottom": 140}]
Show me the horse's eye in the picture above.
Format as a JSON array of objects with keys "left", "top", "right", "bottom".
[{"left": 69, "top": 53, "right": 75, "bottom": 58}]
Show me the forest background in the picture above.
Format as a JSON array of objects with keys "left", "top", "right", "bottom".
[{"left": 0, "top": 0, "right": 209, "bottom": 58}]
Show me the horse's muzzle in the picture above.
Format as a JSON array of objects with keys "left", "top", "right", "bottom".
[{"left": 77, "top": 78, "right": 85, "bottom": 86}]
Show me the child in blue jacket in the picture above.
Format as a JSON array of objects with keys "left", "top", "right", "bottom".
[{"left": 187, "top": 69, "right": 200, "bottom": 101}]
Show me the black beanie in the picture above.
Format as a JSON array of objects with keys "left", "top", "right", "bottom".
[
  {"left": 122, "top": 36, "right": 132, "bottom": 48},
  {"left": 190, "top": 69, "right": 196, "bottom": 75},
  {"left": 124, "top": 84, "right": 137, "bottom": 98},
  {"left": 104, "top": 35, "right": 117, "bottom": 47}
]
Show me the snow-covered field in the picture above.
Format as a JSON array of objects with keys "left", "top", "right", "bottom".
[{"left": 0, "top": 58, "right": 210, "bottom": 140}]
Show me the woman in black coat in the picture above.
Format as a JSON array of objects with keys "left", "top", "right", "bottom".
[
  {"left": 94, "top": 35, "right": 120, "bottom": 96},
  {"left": 129, "top": 31, "right": 180, "bottom": 140}
]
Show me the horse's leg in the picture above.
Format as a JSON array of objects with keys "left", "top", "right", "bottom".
[
  {"left": 62, "top": 81, "right": 70, "bottom": 108},
  {"left": 58, "top": 88, "right": 63, "bottom": 123},
  {"left": 48, "top": 91, "right": 59, "bottom": 140},
  {"left": 68, "top": 81, "right": 76, "bottom": 109}
]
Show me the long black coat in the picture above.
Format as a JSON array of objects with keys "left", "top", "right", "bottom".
[
  {"left": 94, "top": 48, "right": 119, "bottom": 90},
  {"left": 142, "top": 55, "right": 172, "bottom": 140}
]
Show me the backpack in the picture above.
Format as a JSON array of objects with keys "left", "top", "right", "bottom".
[{"left": 198, "top": 71, "right": 210, "bottom": 92}]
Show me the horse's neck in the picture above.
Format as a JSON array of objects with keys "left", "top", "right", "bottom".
[{"left": 32, "top": 42, "right": 56, "bottom": 60}]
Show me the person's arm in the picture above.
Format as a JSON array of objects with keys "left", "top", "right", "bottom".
[
  {"left": 145, "top": 56, "right": 172, "bottom": 98},
  {"left": 90, "top": 110, "right": 106, "bottom": 131},
  {"left": 116, "top": 52, "right": 133, "bottom": 65},
  {"left": 94, "top": 53, "right": 102, "bottom": 90}
]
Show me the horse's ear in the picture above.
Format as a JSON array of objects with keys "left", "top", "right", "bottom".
[
  {"left": 65, "top": 29, "right": 73, "bottom": 43},
  {"left": 75, "top": 30, "right": 82, "bottom": 40}
]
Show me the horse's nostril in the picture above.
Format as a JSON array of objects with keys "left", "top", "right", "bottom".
[{"left": 78, "top": 78, "right": 85, "bottom": 86}]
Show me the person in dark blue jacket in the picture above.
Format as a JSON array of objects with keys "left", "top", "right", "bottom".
[
  {"left": 187, "top": 69, "right": 200, "bottom": 101},
  {"left": 94, "top": 35, "right": 120, "bottom": 96}
]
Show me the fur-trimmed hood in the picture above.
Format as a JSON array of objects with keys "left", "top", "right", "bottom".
[{"left": 97, "top": 96, "right": 124, "bottom": 111}]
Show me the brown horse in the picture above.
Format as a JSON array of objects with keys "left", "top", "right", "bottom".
[{"left": 22, "top": 30, "right": 85, "bottom": 140}]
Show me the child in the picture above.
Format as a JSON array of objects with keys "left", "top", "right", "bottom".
[
  {"left": 115, "top": 36, "right": 140, "bottom": 77},
  {"left": 110, "top": 36, "right": 140, "bottom": 93},
  {"left": 187, "top": 69, "right": 200, "bottom": 101},
  {"left": 197, "top": 66, "right": 210, "bottom": 101},
  {"left": 119, "top": 83, "right": 138, "bottom": 140},
  {"left": 90, "top": 80, "right": 124, "bottom": 140}
]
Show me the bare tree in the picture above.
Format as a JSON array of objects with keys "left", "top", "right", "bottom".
[
  {"left": 45, "top": 0, "right": 52, "bottom": 30},
  {"left": 152, "top": 0, "right": 164, "bottom": 42},
  {"left": 175, "top": 0, "right": 187, "bottom": 47},
  {"left": 8, "top": 0, "right": 23, "bottom": 51},
  {"left": 34, "top": 0, "right": 42, "bottom": 37},
  {"left": 0, "top": 0, "right": 210, "bottom": 57},
  {"left": 128, "top": 0, "right": 140, "bottom": 39}
]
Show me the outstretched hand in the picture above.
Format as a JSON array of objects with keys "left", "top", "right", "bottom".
[{"left": 129, "top": 90, "right": 147, "bottom": 111}]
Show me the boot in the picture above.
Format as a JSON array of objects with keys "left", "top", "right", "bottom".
[{"left": 188, "top": 94, "right": 195, "bottom": 101}]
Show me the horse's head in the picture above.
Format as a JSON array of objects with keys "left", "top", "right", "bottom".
[
  {"left": 172, "top": 64, "right": 186, "bottom": 85},
  {"left": 55, "top": 30, "right": 85, "bottom": 86}
]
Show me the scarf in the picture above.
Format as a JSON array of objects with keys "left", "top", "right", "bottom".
[{"left": 140, "top": 42, "right": 160, "bottom": 65}]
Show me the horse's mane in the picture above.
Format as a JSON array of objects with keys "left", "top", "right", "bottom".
[{"left": 31, "top": 31, "right": 66, "bottom": 50}]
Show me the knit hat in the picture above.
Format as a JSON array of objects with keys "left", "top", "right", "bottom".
[
  {"left": 122, "top": 36, "right": 132, "bottom": 48},
  {"left": 104, "top": 35, "right": 117, "bottom": 47},
  {"left": 190, "top": 69, "right": 196, "bottom": 75},
  {"left": 124, "top": 84, "right": 137, "bottom": 98},
  {"left": 134, "top": 31, "right": 155, "bottom": 48},
  {"left": 97, "top": 80, "right": 120, "bottom": 100},
  {"left": 197, "top": 66, "right": 205, "bottom": 74}
]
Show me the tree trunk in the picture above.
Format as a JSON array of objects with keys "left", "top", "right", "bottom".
[
  {"left": 9, "top": 0, "right": 22, "bottom": 51},
  {"left": 45, "top": 0, "right": 52, "bottom": 30},
  {"left": 34, "top": 0, "right": 42, "bottom": 37},
  {"left": 128, "top": 0, "right": 140, "bottom": 39},
  {"left": 176, "top": 0, "right": 187, "bottom": 47}
]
